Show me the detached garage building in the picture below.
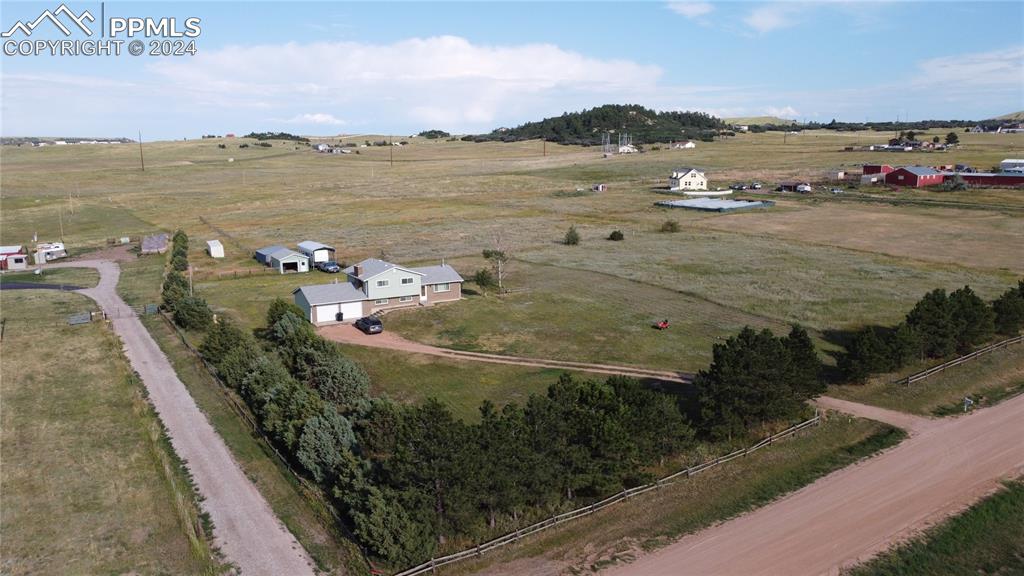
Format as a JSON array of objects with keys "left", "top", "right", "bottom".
[
  {"left": 269, "top": 248, "right": 310, "bottom": 274},
  {"left": 297, "top": 241, "right": 335, "bottom": 264},
  {"left": 254, "top": 245, "right": 285, "bottom": 265}
]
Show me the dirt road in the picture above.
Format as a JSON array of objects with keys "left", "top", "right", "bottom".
[
  {"left": 603, "top": 393, "right": 1024, "bottom": 576},
  {"left": 320, "top": 323, "right": 693, "bottom": 383},
  {"left": 50, "top": 260, "right": 315, "bottom": 576}
]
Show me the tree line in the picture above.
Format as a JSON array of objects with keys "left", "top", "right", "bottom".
[
  {"left": 161, "top": 230, "right": 214, "bottom": 330},
  {"left": 839, "top": 283, "right": 1024, "bottom": 382},
  {"left": 188, "top": 297, "right": 822, "bottom": 567}
]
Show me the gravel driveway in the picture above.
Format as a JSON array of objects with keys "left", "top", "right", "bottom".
[{"left": 50, "top": 260, "right": 315, "bottom": 576}]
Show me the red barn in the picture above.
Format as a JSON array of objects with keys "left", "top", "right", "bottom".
[
  {"left": 863, "top": 164, "right": 894, "bottom": 175},
  {"left": 885, "top": 166, "right": 944, "bottom": 187},
  {"left": 953, "top": 173, "right": 1024, "bottom": 187}
]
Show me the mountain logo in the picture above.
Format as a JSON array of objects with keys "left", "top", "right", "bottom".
[{"left": 2, "top": 4, "right": 95, "bottom": 38}]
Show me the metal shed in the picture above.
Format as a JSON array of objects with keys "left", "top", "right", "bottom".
[
  {"left": 254, "top": 245, "right": 285, "bottom": 265},
  {"left": 268, "top": 248, "right": 310, "bottom": 274},
  {"left": 206, "top": 239, "right": 225, "bottom": 258}
]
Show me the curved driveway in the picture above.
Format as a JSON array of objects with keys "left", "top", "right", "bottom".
[{"left": 50, "top": 260, "right": 315, "bottom": 576}]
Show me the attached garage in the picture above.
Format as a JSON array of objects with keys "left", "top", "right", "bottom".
[
  {"left": 293, "top": 281, "right": 367, "bottom": 326},
  {"left": 268, "top": 248, "right": 310, "bottom": 274}
]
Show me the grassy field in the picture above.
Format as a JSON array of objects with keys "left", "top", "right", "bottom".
[
  {"left": 846, "top": 480, "right": 1024, "bottom": 576},
  {"left": 2, "top": 129, "right": 1021, "bottom": 413},
  {"left": 141, "top": 314, "right": 367, "bottom": 574},
  {"left": 0, "top": 266, "right": 99, "bottom": 288},
  {"left": 0, "top": 290, "right": 220, "bottom": 575},
  {"left": 827, "top": 344, "right": 1024, "bottom": 416},
  {"left": 444, "top": 416, "right": 903, "bottom": 575}
]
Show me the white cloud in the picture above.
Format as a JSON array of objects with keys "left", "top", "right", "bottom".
[
  {"left": 913, "top": 45, "right": 1024, "bottom": 89},
  {"left": 667, "top": 2, "right": 714, "bottom": 19},
  {"left": 285, "top": 113, "right": 346, "bottom": 126},
  {"left": 744, "top": 4, "right": 801, "bottom": 34},
  {"left": 146, "top": 36, "right": 664, "bottom": 130},
  {"left": 765, "top": 105, "right": 799, "bottom": 119}
]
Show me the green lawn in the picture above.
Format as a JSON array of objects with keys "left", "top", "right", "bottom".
[
  {"left": 827, "top": 344, "right": 1024, "bottom": 416},
  {"left": 0, "top": 290, "right": 219, "bottom": 575},
  {"left": 846, "top": 480, "right": 1024, "bottom": 576},
  {"left": 446, "top": 417, "right": 903, "bottom": 575}
]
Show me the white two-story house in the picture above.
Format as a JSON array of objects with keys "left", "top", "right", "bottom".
[
  {"left": 292, "top": 257, "right": 463, "bottom": 325},
  {"left": 669, "top": 167, "right": 707, "bottom": 191}
]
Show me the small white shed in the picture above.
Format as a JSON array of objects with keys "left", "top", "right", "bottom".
[{"left": 206, "top": 239, "right": 225, "bottom": 259}]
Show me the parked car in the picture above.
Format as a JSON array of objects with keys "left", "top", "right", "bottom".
[
  {"left": 751, "top": 182, "right": 763, "bottom": 189},
  {"left": 730, "top": 183, "right": 748, "bottom": 190},
  {"left": 355, "top": 316, "right": 383, "bottom": 334},
  {"left": 316, "top": 261, "right": 341, "bottom": 273}
]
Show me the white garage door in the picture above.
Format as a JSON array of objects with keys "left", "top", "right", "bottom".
[
  {"left": 314, "top": 302, "right": 364, "bottom": 324},
  {"left": 340, "top": 301, "right": 363, "bottom": 321},
  {"left": 315, "top": 304, "right": 340, "bottom": 324}
]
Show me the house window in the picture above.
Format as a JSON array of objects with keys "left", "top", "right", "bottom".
[
  {"left": 399, "top": 295, "right": 414, "bottom": 303},
  {"left": 401, "top": 277, "right": 414, "bottom": 285},
  {"left": 376, "top": 279, "right": 389, "bottom": 287},
  {"left": 433, "top": 283, "right": 451, "bottom": 293},
  {"left": 374, "top": 298, "right": 389, "bottom": 305}
]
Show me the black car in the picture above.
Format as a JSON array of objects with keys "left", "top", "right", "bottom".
[
  {"left": 355, "top": 316, "right": 383, "bottom": 334},
  {"left": 316, "top": 261, "right": 341, "bottom": 273}
]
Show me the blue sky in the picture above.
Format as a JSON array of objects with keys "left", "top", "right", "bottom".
[{"left": 2, "top": 1, "right": 1022, "bottom": 139}]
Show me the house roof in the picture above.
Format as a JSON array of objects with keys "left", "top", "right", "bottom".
[
  {"left": 673, "top": 167, "right": 703, "bottom": 174},
  {"left": 896, "top": 166, "right": 940, "bottom": 176},
  {"left": 269, "top": 248, "right": 307, "bottom": 262},
  {"left": 141, "top": 233, "right": 169, "bottom": 253},
  {"left": 255, "top": 245, "right": 285, "bottom": 257},
  {"left": 343, "top": 258, "right": 422, "bottom": 281},
  {"left": 0, "top": 245, "right": 25, "bottom": 255},
  {"left": 410, "top": 264, "right": 464, "bottom": 285},
  {"left": 298, "top": 240, "right": 335, "bottom": 252},
  {"left": 293, "top": 281, "right": 366, "bottom": 305}
]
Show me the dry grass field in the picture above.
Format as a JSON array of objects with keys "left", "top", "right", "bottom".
[
  {"left": 0, "top": 290, "right": 219, "bottom": 575},
  {"left": 2, "top": 129, "right": 1022, "bottom": 407}
]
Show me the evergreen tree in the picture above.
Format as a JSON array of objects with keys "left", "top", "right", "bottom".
[
  {"left": 783, "top": 324, "right": 824, "bottom": 400},
  {"left": 906, "top": 289, "right": 956, "bottom": 358},
  {"left": 948, "top": 286, "right": 995, "bottom": 351},
  {"left": 992, "top": 281, "right": 1024, "bottom": 335}
]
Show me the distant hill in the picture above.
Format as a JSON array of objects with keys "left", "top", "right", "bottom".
[
  {"left": 468, "top": 104, "right": 725, "bottom": 145},
  {"left": 992, "top": 111, "right": 1024, "bottom": 121},
  {"left": 725, "top": 116, "right": 797, "bottom": 126}
]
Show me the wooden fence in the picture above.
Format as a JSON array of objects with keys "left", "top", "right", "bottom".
[
  {"left": 393, "top": 413, "right": 822, "bottom": 576},
  {"left": 904, "top": 334, "right": 1023, "bottom": 385}
]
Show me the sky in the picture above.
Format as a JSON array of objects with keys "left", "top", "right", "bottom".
[{"left": 1, "top": 1, "right": 1022, "bottom": 140}]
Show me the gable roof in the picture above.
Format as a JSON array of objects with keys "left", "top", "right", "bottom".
[
  {"left": 897, "top": 166, "right": 940, "bottom": 176},
  {"left": 293, "top": 281, "right": 366, "bottom": 305},
  {"left": 269, "top": 248, "right": 307, "bottom": 262},
  {"left": 410, "top": 264, "right": 464, "bottom": 285},
  {"left": 298, "top": 240, "right": 335, "bottom": 252},
  {"left": 343, "top": 257, "right": 423, "bottom": 281},
  {"left": 673, "top": 167, "right": 703, "bottom": 174},
  {"left": 255, "top": 245, "right": 285, "bottom": 257}
]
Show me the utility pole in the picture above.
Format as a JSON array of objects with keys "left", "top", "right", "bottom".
[
  {"left": 543, "top": 139, "right": 547, "bottom": 157},
  {"left": 389, "top": 135, "right": 394, "bottom": 168},
  {"left": 138, "top": 130, "right": 146, "bottom": 172},
  {"left": 188, "top": 264, "right": 194, "bottom": 296},
  {"left": 58, "top": 207, "right": 64, "bottom": 243}
]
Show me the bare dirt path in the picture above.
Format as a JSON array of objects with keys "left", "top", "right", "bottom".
[
  {"left": 815, "top": 395, "right": 937, "bottom": 434},
  {"left": 601, "top": 393, "right": 1024, "bottom": 576},
  {"left": 49, "top": 260, "right": 315, "bottom": 576},
  {"left": 320, "top": 323, "right": 693, "bottom": 383}
]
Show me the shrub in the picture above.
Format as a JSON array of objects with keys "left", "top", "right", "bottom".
[
  {"left": 171, "top": 254, "right": 188, "bottom": 271},
  {"left": 267, "top": 298, "right": 307, "bottom": 327},
  {"left": 661, "top": 220, "right": 680, "bottom": 233},
  {"left": 173, "top": 296, "right": 213, "bottom": 331},
  {"left": 564, "top": 225, "right": 580, "bottom": 245},
  {"left": 472, "top": 268, "right": 495, "bottom": 290},
  {"left": 608, "top": 230, "right": 625, "bottom": 241}
]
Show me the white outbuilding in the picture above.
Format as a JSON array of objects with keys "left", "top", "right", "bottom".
[
  {"left": 297, "top": 241, "right": 335, "bottom": 264},
  {"left": 1000, "top": 159, "right": 1024, "bottom": 172},
  {"left": 206, "top": 239, "right": 225, "bottom": 259},
  {"left": 268, "top": 248, "right": 310, "bottom": 274},
  {"left": 669, "top": 167, "right": 708, "bottom": 191}
]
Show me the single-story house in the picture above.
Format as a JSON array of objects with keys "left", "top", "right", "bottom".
[
  {"left": 254, "top": 245, "right": 286, "bottom": 265},
  {"left": 862, "top": 164, "right": 894, "bottom": 175},
  {"left": 268, "top": 248, "right": 310, "bottom": 274},
  {"left": 207, "top": 239, "right": 225, "bottom": 258},
  {"left": 885, "top": 166, "right": 944, "bottom": 188},
  {"left": 297, "top": 241, "right": 335, "bottom": 264},
  {"left": 0, "top": 245, "right": 28, "bottom": 271},
  {"left": 141, "top": 233, "right": 170, "bottom": 255},
  {"left": 669, "top": 167, "right": 707, "bottom": 191},
  {"left": 293, "top": 257, "right": 464, "bottom": 326},
  {"left": 33, "top": 242, "right": 67, "bottom": 264}
]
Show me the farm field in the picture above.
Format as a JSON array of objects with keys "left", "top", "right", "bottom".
[
  {"left": 828, "top": 343, "right": 1024, "bottom": 416},
  {"left": 846, "top": 480, "right": 1024, "bottom": 576},
  {"left": 2, "top": 129, "right": 1022, "bottom": 414},
  {"left": 0, "top": 290, "right": 218, "bottom": 575}
]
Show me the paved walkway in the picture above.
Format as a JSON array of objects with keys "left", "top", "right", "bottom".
[
  {"left": 320, "top": 323, "right": 693, "bottom": 383},
  {"left": 50, "top": 260, "right": 315, "bottom": 576},
  {"left": 603, "top": 393, "right": 1024, "bottom": 576}
]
